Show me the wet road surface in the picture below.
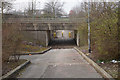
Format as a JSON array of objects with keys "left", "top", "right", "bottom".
[{"left": 18, "top": 49, "right": 103, "bottom": 78}]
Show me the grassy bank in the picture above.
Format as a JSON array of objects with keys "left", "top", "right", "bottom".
[
  {"left": 2, "top": 59, "right": 27, "bottom": 76},
  {"left": 21, "top": 44, "right": 47, "bottom": 53},
  {"left": 78, "top": 46, "right": 118, "bottom": 79}
]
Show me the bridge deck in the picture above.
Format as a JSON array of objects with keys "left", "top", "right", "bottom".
[{"left": 3, "top": 18, "right": 85, "bottom": 23}]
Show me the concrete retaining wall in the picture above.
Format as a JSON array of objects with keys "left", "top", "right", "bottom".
[
  {"left": 22, "top": 31, "right": 47, "bottom": 46},
  {"left": 74, "top": 30, "right": 80, "bottom": 46},
  {"left": 22, "top": 30, "right": 80, "bottom": 47}
]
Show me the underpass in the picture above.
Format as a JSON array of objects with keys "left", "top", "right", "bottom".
[
  {"left": 49, "top": 30, "right": 77, "bottom": 48},
  {"left": 4, "top": 18, "right": 81, "bottom": 47},
  {"left": 49, "top": 38, "right": 76, "bottom": 48}
]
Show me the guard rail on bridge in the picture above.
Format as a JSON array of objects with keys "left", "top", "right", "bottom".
[{"left": 3, "top": 18, "right": 86, "bottom": 24}]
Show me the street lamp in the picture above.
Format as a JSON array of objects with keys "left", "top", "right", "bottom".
[{"left": 88, "top": 1, "right": 91, "bottom": 53}]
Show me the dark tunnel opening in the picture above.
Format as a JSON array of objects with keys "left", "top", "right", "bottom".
[{"left": 48, "top": 30, "right": 77, "bottom": 48}]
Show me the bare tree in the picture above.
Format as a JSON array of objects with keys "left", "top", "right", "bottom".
[
  {"left": 0, "top": 0, "right": 16, "bottom": 20},
  {"left": 73, "top": 1, "right": 119, "bottom": 60},
  {"left": 0, "top": 0, "right": 15, "bottom": 13},
  {"left": 24, "top": 0, "right": 41, "bottom": 17},
  {"left": 69, "top": 2, "right": 87, "bottom": 18},
  {"left": 43, "top": 0, "right": 64, "bottom": 18}
]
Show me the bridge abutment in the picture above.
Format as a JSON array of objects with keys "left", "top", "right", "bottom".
[
  {"left": 5, "top": 20, "right": 81, "bottom": 47},
  {"left": 74, "top": 30, "right": 80, "bottom": 46},
  {"left": 46, "top": 30, "right": 51, "bottom": 47}
]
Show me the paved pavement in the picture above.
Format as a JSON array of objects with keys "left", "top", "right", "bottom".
[{"left": 18, "top": 49, "right": 103, "bottom": 78}]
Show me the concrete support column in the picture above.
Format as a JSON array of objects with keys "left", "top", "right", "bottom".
[
  {"left": 48, "top": 23, "right": 51, "bottom": 30},
  {"left": 74, "top": 30, "right": 77, "bottom": 45},
  {"left": 76, "top": 31, "right": 80, "bottom": 46},
  {"left": 46, "top": 30, "right": 50, "bottom": 47},
  {"left": 33, "top": 24, "right": 37, "bottom": 30},
  {"left": 74, "top": 30, "right": 80, "bottom": 46},
  {"left": 33, "top": 24, "right": 38, "bottom": 42},
  {"left": 46, "top": 31, "right": 48, "bottom": 47},
  {"left": 50, "top": 30, "right": 53, "bottom": 40}
]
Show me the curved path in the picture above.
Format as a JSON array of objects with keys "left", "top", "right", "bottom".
[{"left": 18, "top": 49, "right": 103, "bottom": 78}]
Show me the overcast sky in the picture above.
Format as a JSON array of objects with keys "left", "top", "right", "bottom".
[
  {"left": 12, "top": 0, "right": 83, "bottom": 14},
  {"left": 11, "top": 0, "right": 119, "bottom": 14}
]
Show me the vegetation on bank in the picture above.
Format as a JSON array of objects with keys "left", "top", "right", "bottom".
[
  {"left": 2, "top": 23, "right": 47, "bottom": 62},
  {"left": 71, "top": 2, "right": 119, "bottom": 79},
  {"left": 2, "top": 23, "right": 23, "bottom": 62},
  {"left": 71, "top": 2, "right": 119, "bottom": 61},
  {"left": 2, "top": 23, "right": 47, "bottom": 76},
  {"left": 2, "top": 59, "right": 27, "bottom": 76},
  {"left": 79, "top": 46, "right": 118, "bottom": 78},
  {"left": 21, "top": 44, "right": 47, "bottom": 53}
]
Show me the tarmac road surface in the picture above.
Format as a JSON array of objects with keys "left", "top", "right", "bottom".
[{"left": 18, "top": 49, "right": 103, "bottom": 78}]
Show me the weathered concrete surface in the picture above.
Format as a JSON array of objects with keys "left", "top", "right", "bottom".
[
  {"left": 18, "top": 49, "right": 103, "bottom": 78},
  {"left": 22, "top": 31, "right": 50, "bottom": 46},
  {"left": 20, "top": 23, "right": 78, "bottom": 31},
  {"left": 4, "top": 18, "right": 85, "bottom": 24},
  {"left": 22, "top": 30, "right": 78, "bottom": 47}
]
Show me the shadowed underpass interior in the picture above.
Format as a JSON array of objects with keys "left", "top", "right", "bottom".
[{"left": 49, "top": 38, "right": 77, "bottom": 48}]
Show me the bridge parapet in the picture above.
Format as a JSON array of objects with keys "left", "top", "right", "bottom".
[
  {"left": 3, "top": 18, "right": 85, "bottom": 24},
  {"left": 3, "top": 18, "right": 85, "bottom": 31}
]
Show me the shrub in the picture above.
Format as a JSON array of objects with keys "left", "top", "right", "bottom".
[
  {"left": 2, "top": 23, "right": 23, "bottom": 62},
  {"left": 91, "top": 16, "right": 118, "bottom": 61},
  {"left": 77, "top": 2, "right": 119, "bottom": 61},
  {"left": 78, "top": 22, "right": 88, "bottom": 46}
]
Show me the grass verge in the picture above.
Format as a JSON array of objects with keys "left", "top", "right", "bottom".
[
  {"left": 2, "top": 59, "right": 27, "bottom": 76},
  {"left": 78, "top": 46, "right": 118, "bottom": 79},
  {"left": 21, "top": 44, "right": 47, "bottom": 53}
]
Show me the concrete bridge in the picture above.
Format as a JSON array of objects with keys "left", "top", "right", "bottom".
[
  {"left": 4, "top": 18, "right": 85, "bottom": 23},
  {"left": 4, "top": 18, "right": 86, "bottom": 47}
]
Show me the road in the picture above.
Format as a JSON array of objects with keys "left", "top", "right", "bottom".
[{"left": 17, "top": 49, "right": 103, "bottom": 78}]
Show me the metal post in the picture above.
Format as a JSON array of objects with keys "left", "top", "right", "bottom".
[
  {"left": 118, "top": 1, "right": 120, "bottom": 78},
  {"left": 36, "top": 30, "right": 38, "bottom": 44},
  {"left": 88, "top": 1, "right": 91, "bottom": 53},
  {"left": 2, "top": 2, "right": 3, "bottom": 19},
  {"left": 32, "top": 0, "right": 34, "bottom": 16},
  {"left": 55, "top": 7, "right": 57, "bottom": 18}
]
